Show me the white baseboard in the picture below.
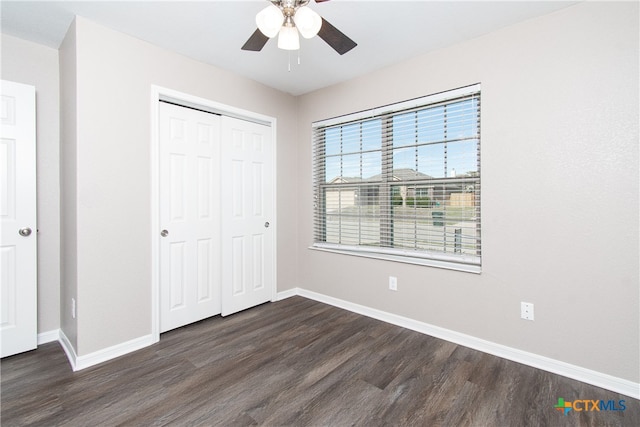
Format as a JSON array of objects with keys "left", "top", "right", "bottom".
[
  {"left": 275, "top": 288, "right": 298, "bottom": 301},
  {"left": 285, "top": 288, "right": 639, "bottom": 400},
  {"left": 58, "top": 329, "right": 78, "bottom": 371},
  {"left": 48, "top": 289, "right": 639, "bottom": 399},
  {"left": 58, "top": 330, "right": 155, "bottom": 372},
  {"left": 49, "top": 288, "right": 294, "bottom": 372},
  {"left": 37, "top": 329, "right": 60, "bottom": 345},
  {"left": 74, "top": 334, "right": 155, "bottom": 371}
]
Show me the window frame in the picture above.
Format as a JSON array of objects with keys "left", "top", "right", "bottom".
[{"left": 311, "top": 84, "right": 482, "bottom": 273}]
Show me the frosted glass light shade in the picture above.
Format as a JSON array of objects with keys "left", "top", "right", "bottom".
[
  {"left": 256, "top": 4, "right": 283, "bottom": 38},
  {"left": 293, "top": 6, "right": 322, "bottom": 39},
  {"left": 278, "top": 25, "right": 300, "bottom": 50}
]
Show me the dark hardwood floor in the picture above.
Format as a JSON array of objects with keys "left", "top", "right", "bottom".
[{"left": 1, "top": 296, "right": 638, "bottom": 426}]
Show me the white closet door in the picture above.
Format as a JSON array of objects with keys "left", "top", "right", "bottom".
[
  {"left": 159, "top": 102, "right": 221, "bottom": 333},
  {"left": 220, "top": 116, "right": 274, "bottom": 316}
]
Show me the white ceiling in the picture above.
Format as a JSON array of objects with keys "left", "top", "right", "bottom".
[{"left": 1, "top": 1, "right": 578, "bottom": 95}]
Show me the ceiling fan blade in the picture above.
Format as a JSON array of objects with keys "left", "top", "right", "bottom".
[
  {"left": 241, "top": 28, "right": 270, "bottom": 51},
  {"left": 317, "top": 18, "right": 357, "bottom": 55}
]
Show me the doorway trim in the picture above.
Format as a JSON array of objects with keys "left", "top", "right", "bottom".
[{"left": 150, "top": 85, "right": 278, "bottom": 343}]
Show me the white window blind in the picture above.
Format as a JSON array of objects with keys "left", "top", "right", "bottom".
[{"left": 312, "top": 84, "right": 481, "bottom": 271}]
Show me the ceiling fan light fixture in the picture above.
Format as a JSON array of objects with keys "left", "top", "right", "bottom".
[
  {"left": 293, "top": 6, "right": 322, "bottom": 39},
  {"left": 256, "top": 4, "right": 283, "bottom": 38},
  {"left": 242, "top": 0, "right": 357, "bottom": 55},
  {"left": 278, "top": 22, "right": 300, "bottom": 50}
]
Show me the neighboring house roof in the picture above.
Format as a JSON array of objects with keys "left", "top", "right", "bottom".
[
  {"left": 367, "top": 168, "right": 433, "bottom": 182},
  {"left": 329, "top": 176, "right": 364, "bottom": 184},
  {"left": 330, "top": 169, "right": 439, "bottom": 184},
  {"left": 392, "top": 168, "right": 433, "bottom": 181}
]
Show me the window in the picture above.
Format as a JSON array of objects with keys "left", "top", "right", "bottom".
[{"left": 312, "top": 84, "right": 481, "bottom": 272}]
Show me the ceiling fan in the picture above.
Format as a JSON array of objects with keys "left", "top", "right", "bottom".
[{"left": 241, "top": 0, "right": 357, "bottom": 55}]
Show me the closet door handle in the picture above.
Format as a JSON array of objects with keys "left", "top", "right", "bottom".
[
  {"left": 264, "top": 222, "right": 270, "bottom": 228},
  {"left": 161, "top": 229, "right": 169, "bottom": 237},
  {"left": 19, "top": 227, "right": 32, "bottom": 237}
]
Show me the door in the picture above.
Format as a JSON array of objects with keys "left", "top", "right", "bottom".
[
  {"left": 221, "top": 116, "right": 274, "bottom": 316},
  {"left": 1, "top": 80, "right": 37, "bottom": 357},
  {"left": 159, "top": 102, "right": 221, "bottom": 333}
]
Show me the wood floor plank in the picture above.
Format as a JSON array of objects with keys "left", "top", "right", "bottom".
[{"left": 2, "top": 296, "right": 638, "bottom": 426}]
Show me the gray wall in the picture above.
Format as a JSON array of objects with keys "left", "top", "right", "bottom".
[
  {"left": 62, "top": 17, "right": 298, "bottom": 355},
  {"left": 59, "top": 20, "right": 79, "bottom": 350},
  {"left": 296, "top": 1, "right": 639, "bottom": 383},
  {"left": 1, "top": 34, "right": 61, "bottom": 336}
]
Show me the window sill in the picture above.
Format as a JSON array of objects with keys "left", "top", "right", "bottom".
[{"left": 308, "top": 245, "right": 481, "bottom": 274}]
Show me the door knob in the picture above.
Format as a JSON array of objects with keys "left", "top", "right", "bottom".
[
  {"left": 18, "top": 227, "right": 32, "bottom": 237},
  {"left": 264, "top": 222, "right": 270, "bottom": 228},
  {"left": 161, "top": 230, "right": 169, "bottom": 237}
]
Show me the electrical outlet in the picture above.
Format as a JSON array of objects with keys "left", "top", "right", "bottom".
[
  {"left": 521, "top": 302, "right": 534, "bottom": 321},
  {"left": 389, "top": 276, "right": 398, "bottom": 291},
  {"left": 72, "top": 298, "right": 76, "bottom": 319}
]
